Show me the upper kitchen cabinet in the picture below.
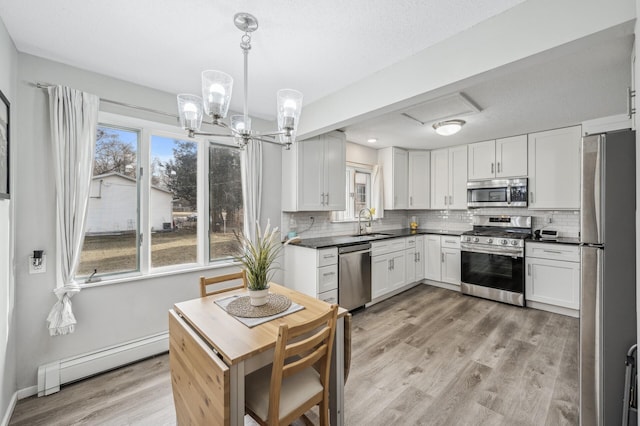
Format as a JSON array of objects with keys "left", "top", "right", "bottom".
[
  {"left": 378, "top": 147, "right": 409, "bottom": 209},
  {"left": 467, "top": 135, "right": 527, "bottom": 180},
  {"left": 528, "top": 126, "right": 581, "bottom": 209},
  {"left": 430, "top": 145, "right": 467, "bottom": 210},
  {"left": 282, "top": 131, "right": 346, "bottom": 211},
  {"left": 408, "top": 151, "right": 430, "bottom": 209}
]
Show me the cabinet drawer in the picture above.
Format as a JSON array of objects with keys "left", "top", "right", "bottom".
[
  {"left": 389, "top": 238, "right": 407, "bottom": 252},
  {"left": 526, "top": 242, "right": 579, "bottom": 262},
  {"left": 405, "top": 236, "right": 417, "bottom": 248},
  {"left": 441, "top": 236, "right": 461, "bottom": 249},
  {"left": 372, "top": 240, "right": 391, "bottom": 256},
  {"left": 318, "top": 289, "right": 338, "bottom": 305},
  {"left": 318, "top": 264, "right": 338, "bottom": 293},
  {"left": 317, "top": 247, "right": 338, "bottom": 267}
]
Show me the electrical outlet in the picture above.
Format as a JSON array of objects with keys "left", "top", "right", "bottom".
[
  {"left": 29, "top": 255, "right": 47, "bottom": 274},
  {"left": 309, "top": 216, "right": 314, "bottom": 221}
]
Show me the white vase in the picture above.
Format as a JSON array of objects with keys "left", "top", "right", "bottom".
[{"left": 248, "top": 288, "right": 269, "bottom": 306}]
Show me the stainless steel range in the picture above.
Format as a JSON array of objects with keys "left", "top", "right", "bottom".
[{"left": 460, "top": 215, "right": 532, "bottom": 306}]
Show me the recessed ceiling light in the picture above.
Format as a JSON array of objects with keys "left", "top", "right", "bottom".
[
  {"left": 432, "top": 119, "right": 465, "bottom": 136},
  {"left": 367, "top": 138, "right": 377, "bottom": 143}
]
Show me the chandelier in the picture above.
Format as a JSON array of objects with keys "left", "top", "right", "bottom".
[{"left": 177, "top": 13, "right": 303, "bottom": 149}]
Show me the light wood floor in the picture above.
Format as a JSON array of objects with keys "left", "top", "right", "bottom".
[{"left": 9, "top": 285, "right": 579, "bottom": 426}]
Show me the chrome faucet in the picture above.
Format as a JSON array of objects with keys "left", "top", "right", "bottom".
[{"left": 358, "top": 208, "right": 372, "bottom": 235}]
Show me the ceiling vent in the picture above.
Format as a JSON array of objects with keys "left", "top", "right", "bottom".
[{"left": 401, "top": 92, "right": 481, "bottom": 125}]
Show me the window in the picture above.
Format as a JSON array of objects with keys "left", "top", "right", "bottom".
[
  {"left": 209, "top": 144, "right": 243, "bottom": 261},
  {"left": 75, "top": 113, "right": 244, "bottom": 282},
  {"left": 331, "top": 165, "right": 372, "bottom": 222}
]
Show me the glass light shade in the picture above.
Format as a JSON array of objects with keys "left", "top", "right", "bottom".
[
  {"left": 202, "top": 70, "right": 233, "bottom": 118},
  {"left": 433, "top": 119, "right": 465, "bottom": 136},
  {"left": 231, "top": 115, "right": 252, "bottom": 132},
  {"left": 277, "top": 89, "right": 303, "bottom": 133},
  {"left": 177, "top": 94, "right": 204, "bottom": 131}
]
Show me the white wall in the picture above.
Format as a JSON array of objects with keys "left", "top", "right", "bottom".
[
  {"left": 346, "top": 141, "right": 377, "bottom": 165},
  {"left": 13, "top": 53, "right": 282, "bottom": 392},
  {"left": 0, "top": 15, "right": 17, "bottom": 425}
]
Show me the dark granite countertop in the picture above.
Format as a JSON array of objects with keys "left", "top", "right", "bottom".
[
  {"left": 290, "top": 228, "right": 466, "bottom": 249},
  {"left": 528, "top": 236, "right": 581, "bottom": 246}
]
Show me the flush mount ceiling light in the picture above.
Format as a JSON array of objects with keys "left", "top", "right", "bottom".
[
  {"left": 367, "top": 138, "right": 377, "bottom": 143},
  {"left": 432, "top": 119, "right": 466, "bottom": 136},
  {"left": 177, "top": 12, "right": 303, "bottom": 150}
]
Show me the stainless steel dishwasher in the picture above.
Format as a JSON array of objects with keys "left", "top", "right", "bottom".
[{"left": 338, "top": 243, "right": 372, "bottom": 310}]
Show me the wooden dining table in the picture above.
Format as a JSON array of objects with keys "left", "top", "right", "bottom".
[{"left": 168, "top": 282, "right": 348, "bottom": 426}]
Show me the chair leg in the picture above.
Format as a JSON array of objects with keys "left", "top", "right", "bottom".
[{"left": 319, "top": 399, "right": 329, "bottom": 426}]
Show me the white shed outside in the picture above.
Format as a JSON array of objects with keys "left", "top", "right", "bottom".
[{"left": 86, "top": 173, "right": 174, "bottom": 234}]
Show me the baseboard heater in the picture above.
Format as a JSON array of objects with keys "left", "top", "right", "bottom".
[{"left": 37, "top": 331, "right": 168, "bottom": 397}]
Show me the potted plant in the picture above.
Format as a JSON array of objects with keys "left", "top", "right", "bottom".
[{"left": 234, "top": 220, "right": 298, "bottom": 306}]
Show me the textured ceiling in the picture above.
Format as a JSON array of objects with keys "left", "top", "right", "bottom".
[{"left": 0, "top": 0, "right": 525, "bottom": 120}]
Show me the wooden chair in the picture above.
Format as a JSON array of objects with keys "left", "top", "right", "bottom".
[
  {"left": 245, "top": 304, "right": 339, "bottom": 426},
  {"left": 199, "top": 271, "right": 247, "bottom": 297}
]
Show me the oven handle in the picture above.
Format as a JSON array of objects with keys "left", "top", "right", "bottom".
[{"left": 461, "top": 245, "right": 523, "bottom": 258}]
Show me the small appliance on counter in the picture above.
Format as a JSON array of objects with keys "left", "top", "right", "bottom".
[{"left": 533, "top": 229, "right": 558, "bottom": 240}]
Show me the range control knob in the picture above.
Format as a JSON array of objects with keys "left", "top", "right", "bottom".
[
  {"left": 473, "top": 237, "right": 480, "bottom": 243},
  {"left": 465, "top": 236, "right": 472, "bottom": 242},
  {"left": 500, "top": 239, "right": 508, "bottom": 245},
  {"left": 511, "top": 240, "right": 519, "bottom": 246},
  {"left": 487, "top": 238, "right": 493, "bottom": 244}
]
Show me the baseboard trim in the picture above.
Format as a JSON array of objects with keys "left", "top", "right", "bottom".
[
  {"left": 526, "top": 300, "right": 579, "bottom": 318},
  {"left": 17, "top": 386, "right": 37, "bottom": 400},
  {"left": 1, "top": 392, "right": 17, "bottom": 426},
  {"left": 423, "top": 280, "right": 461, "bottom": 292},
  {"left": 37, "top": 331, "right": 169, "bottom": 397},
  {"left": 367, "top": 281, "right": 422, "bottom": 306}
]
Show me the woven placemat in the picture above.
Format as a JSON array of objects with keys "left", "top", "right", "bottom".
[{"left": 226, "top": 294, "right": 292, "bottom": 318}]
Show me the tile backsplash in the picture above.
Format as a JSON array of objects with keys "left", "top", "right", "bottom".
[{"left": 282, "top": 208, "right": 580, "bottom": 239}]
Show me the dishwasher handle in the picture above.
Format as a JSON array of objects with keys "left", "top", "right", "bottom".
[
  {"left": 338, "top": 243, "right": 372, "bottom": 254},
  {"left": 340, "top": 248, "right": 372, "bottom": 256}
]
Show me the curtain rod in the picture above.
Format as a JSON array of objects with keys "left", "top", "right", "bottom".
[{"left": 35, "top": 82, "right": 181, "bottom": 120}]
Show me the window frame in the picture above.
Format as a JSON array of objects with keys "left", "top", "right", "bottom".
[
  {"left": 76, "top": 112, "right": 241, "bottom": 287},
  {"left": 331, "top": 162, "right": 373, "bottom": 223}
]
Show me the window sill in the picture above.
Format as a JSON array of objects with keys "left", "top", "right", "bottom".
[{"left": 78, "top": 259, "right": 242, "bottom": 289}]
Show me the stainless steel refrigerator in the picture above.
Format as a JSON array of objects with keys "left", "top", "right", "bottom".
[{"left": 580, "top": 129, "right": 636, "bottom": 425}]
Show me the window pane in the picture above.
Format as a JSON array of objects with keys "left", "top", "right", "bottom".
[
  {"left": 77, "top": 126, "right": 139, "bottom": 277},
  {"left": 209, "top": 144, "right": 243, "bottom": 261},
  {"left": 150, "top": 136, "right": 198, "bottom": 267}
]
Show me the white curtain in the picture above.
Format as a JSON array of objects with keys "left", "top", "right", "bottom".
[
  {"left": 241, "top": 140, "right": 263, "bottom": 242},
  {"left": 46, "top": 85, "right": 99, "bottom": 336},
  {"left": 372, "top": 164, "right": 384, "bottom": 219}
]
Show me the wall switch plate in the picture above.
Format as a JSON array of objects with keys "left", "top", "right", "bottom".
[{"left": 29, "top": 255, "right": 47, "bottom": 274}]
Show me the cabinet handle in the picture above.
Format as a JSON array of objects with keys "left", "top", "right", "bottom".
[
  {"left": 530, "top": 192, "right": 534, "bottom": 204},
  {"left": 497, "top": 162, "right": 501, "bottom": 173},
  {"left": 543, "top": 250, "right": 563, "bottom": 254},
  {"left": 527, "top": 264, "right": 531, "bottom": 276},
  {"left": 323, "top": 254, "right": 335, "bottom": 259},
  {"left": 417, "top": 252, "right": 420, "bottom": 262},
  {"left": 325, "top": 193, "right": 329, "bottom": 205},
  {"left": 449, "top": 195, "right": 452, "bottom": 205},
  {"left": 323, "top": 271, "right": 336, "bottom": 276},
  {"left": 441, "top": 252, "right": 444, "bottom": 262},
  {"left": 491, "top": 163, "right": 494, "bottom": 174},
  {"left": 444, "top": 195, "right": 447, "bottom": 206},
  {"left": 445, "top": 239, "right": 456, "bottom": 244},
  {"left": 410, "top": 196, "right": 413, "bottom": 206},
  {"left": 320, "top": 193, "right": 325, "bottom": 205}
]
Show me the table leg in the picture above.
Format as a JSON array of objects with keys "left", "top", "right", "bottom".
[
  {"left": 330, "top": 316, "right": 345, "bottom": 426},
  {"left": 229, "top": 361, "right": 245, "bottom": 426}
]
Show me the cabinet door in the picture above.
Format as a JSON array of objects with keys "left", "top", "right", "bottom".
[
  {"left": 415, "top": 236, "right": 425, "bottom": 281},
  {"left": 467, "top": 140, "right": 495, "bottom": 181},
  {"left": 408, "top": 151, "right": 430, "bottom": 209},
  {"left": 424, "top": 235, "right": 442, "bottom": 281},
  {"left": 388, "top": 251, "right": 406, "bottom": 290},
  {"left": 430, "top": 149, "right": 449, "bottom": 209},
  {"left": 441, "top": 248, "right": 461, "bottom": 286},
  {"left": 405, "top": 248, "right": 416, "bottom": 284},
  {"left": 324, "top": 134, "right": 346, "bottom": 210},
  {"left": 371, "top": 255, "right": 391, "bottom": 299},
  {"left": 298, "top": 139, "right": 325, "bottom": 210},
  {"left": 525, "top": 258, "right": 580, "bottom": 309},
  {"left": 528, "top": 126, "right": 581, "bottom": 209},
  {"left": 496, "top": 135, "right": 527, "bottom": 178},
  {"left": 448, "top": 145, "right": 468, "bottom": 210},
  {"left": 393, "top": 148, "right": 409, "bottom": 209}
]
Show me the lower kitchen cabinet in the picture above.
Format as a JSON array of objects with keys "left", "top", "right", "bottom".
[
  {"left": 525, "top": 242, "right": 580, "bottom": 317},
  {"left": 425, "top": 234, "right": 461, "bottom": 288},
  {"left": 371, "top": 246, "right": 406, "bottom": 299},
  {"left": 284, "top": 245, "right": 338, "bottom": 299}
]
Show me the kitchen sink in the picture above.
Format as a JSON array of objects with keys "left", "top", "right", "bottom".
[{"left": 348, "top": 233, "right": 391, "bottom": 238}]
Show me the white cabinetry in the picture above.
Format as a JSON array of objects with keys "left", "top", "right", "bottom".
[
  {"left": 425, "top": 234, "right": 461, "bottom": 289},
  {"left": 371, "top": 238, "right": 407, "bottom": 299},
  {"left": 378, "top": 147, "right": 408, "bottom": 209},
  {"left": 468, "top": 136, "right": 527, "bottom": 180},
  {"left": 525, "top": 242, "right": 580, "bottom": 317},
  {"left": 528, "top": 126, "right": 581, "bottom": 209},
  {"left": 284, "top": 245, "right": 338, "bottom": 303},
  {"left": 430, "top": 146, "right": 467, "bottom": 210},
  {"left": 282, "top": 131, "right": 346, "bottom": 211},
  {"left": 405, "top": 236, "right": 425, "bottom": 283},
  {"left": 408, "top": 151, "right": 430, "bottom": 209}
]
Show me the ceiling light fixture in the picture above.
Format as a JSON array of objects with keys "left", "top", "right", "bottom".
[
  {"left": 177, "top": 13, "right": 303, "bottom": 150},
  {"left": 432, "top": 119, "right": 466, "bottom": 136},
  {"left": 367, "top": 138, "right": 377, "bottom": 143}
]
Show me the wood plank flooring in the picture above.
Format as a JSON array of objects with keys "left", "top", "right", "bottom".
[{"left": 9, "top": 285, "right": 579, "bottom": 426}]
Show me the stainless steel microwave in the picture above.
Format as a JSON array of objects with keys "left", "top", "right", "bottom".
[{"left": 467, "top": 178, "right": 528, "bottom": 208}]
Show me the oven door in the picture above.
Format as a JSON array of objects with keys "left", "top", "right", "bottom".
[{"left": 460, "top": 246, "right": 525, "bottom": 305}]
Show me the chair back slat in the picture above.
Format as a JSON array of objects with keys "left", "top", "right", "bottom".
[
  {"left": 283, "top": 344, "right": 327, "bottom": 378},
  {"left": 200, "top": 271, "right": 247, "bottom": 297}
]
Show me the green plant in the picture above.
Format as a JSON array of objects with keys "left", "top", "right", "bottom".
[{"left": 234, "top": 220, "right": 297, "bottom": 290}]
